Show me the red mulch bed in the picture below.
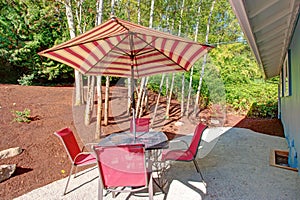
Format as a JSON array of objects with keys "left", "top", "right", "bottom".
[{"left": 0, "top": 84, "right": 284, "bottom": 199}]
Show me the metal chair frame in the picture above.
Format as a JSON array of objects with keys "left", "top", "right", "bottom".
[
  {"left": 93, "top": 144, "right": 154, "bottom": 200},
  {"left": 162, "top": 123, "right": 207, "bottom": 182},
  {"left": 54, "top": 127, "right": 97, "bottom": 195}
]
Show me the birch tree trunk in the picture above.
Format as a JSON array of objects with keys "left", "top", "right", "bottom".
[
  {"left": 165, "top": 73, "right": 175, "bottom": 119},
  {"left": 166, "top": 0, "right": 181, "bottom": 118},
  {"left": 104, "top": 77, "right": 110, "bottom": 126},
  {"left": 186, "top": 1, "right": 202, "bottom": 116},
  {"left": 95, "top": 0, "right": 104, "bottom": 139},
  {"left": 149, "top": 0, "right": 155, "bottom": 28},
  {"left": 179, "top": 0, "right": 185, "bottom": 117},
  {"left": 111, "top": 0, "right": 115, "bottom": 16},
  {"left": 135, "top": 0, "right": 155, "bottom": 117},
  {"left": 103, "top": 0, "right": 116, "bottom": 125},
  {"left": 193, "top": 0, "right": 215, "bottom": 117},
  {"left": 165, "top": 74, "right": 169, "bottom": 106},
  {"left": 136, "top": 78, "right": 145, "bottom": 116},
  {"left": 84, "top": 76, "right": 95, "bottom": 125},
  {"left": 137, "top": 0, "right": 141, "bottom": 24},
  {"left": 151, "top": 74, "right": 165, "bottom": 128},
  {"left": 75, "top": 0, "right": 83, "bottom": 34},
  {"left": 95, "top": 76, "right": 102, "bottom": 138},
  {"left": 76, "top": 0, "right": 95, "bottom": 126},
  {"left": 139, "top": 77, "right": 149, "bottom": 118},
  {"left": 64, "top": 0, "right": 83, "bottom": 106},
  {"left": 186, "top": 66, "right": 194, "bottom": 116},
  {"left": 181, "top": 73, "right": 185, "bottom": 117}
]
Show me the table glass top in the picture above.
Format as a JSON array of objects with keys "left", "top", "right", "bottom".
[{"left": 99, "top": 131, "right": 168, "bottom": 149}]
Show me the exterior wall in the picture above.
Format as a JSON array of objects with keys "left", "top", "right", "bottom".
[{"left": 281, "top": 16, "right": 300, "bottom": 173}]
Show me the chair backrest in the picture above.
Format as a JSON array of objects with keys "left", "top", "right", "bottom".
[
  {"left": 130, "top": 118, "right": 150, "bottom": 132},
  {"left": 54, "top": 127, "right": 81, "bottom": 162},
  {"left": 188, "top": 123, "right": 207, "bottom": 158},
  {"left": 93, "top": 144, "right": 147, "bottom": 188}
]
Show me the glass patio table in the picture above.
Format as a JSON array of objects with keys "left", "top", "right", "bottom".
[{"left": 98, "top": 131, "right": 169, "bottom": 150}]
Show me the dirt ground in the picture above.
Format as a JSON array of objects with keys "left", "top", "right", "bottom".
[{"left": 0, "top": 84, "right": 284, "bottom": 200}]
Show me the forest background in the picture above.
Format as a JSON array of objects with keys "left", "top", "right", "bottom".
[{"left": 0, "top": 0, "right": 278, "bottom": 121}]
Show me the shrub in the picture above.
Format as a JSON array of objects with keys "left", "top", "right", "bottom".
[
  {"left": 12, "top": 108, "right": 32, "bottom": 123},
  {"left": 17, "top": 74, "right": 35, "bottom": 86},
  {"left": 247, "top": 101, "right": 278, "bottom": 118}
]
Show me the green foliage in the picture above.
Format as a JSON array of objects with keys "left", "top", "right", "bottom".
[
  {"left": 210, "top": 43, "right": 263, "bottom": 84},
  {"left": 224, "top": 80, "right": 278, "bottom": 115},
  {"left": 247, "top": 101, "right": 278, "bottom": 118},
  {"left": 207, "top": 41, "right": 279, "bottom": 117},
  {"left": 17, "top": 73, "right": 34, "bottom": 86},
  {"left": 0, "top": 0, "right": 73, "bottom": 84},
  {"left": 12, "top": 108, "right": 31, "bottom": 123}
]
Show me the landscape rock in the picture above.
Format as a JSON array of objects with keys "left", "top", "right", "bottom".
[
  {"left": 0, "top": 147, "right": 23, "bottom": 159},
  {"left": 0, "top": 164, "right": 17, "bottom": 182},
  {"left": 174, "top": 121, "right": 184, "bottom": 126}
]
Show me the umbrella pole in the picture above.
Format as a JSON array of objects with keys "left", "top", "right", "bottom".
[
  {"left": 129, "top": 33, "right": 137, "bottom": 140},
  {"left": 131, "top": 65, "right": 136, "bottom": 140}
]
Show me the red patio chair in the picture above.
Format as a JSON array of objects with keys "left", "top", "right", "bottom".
[
  {"left": 130, "top": 117, "right": 150, "bottom": 132},
  {"left": 93, "top": 144, "right": 153, "bottom": 200},
  {"left": 161, "top": 123, "right": 207, "bottom": 182},
  {"left": 54, "top": 127, "right": 97, "bottom": 195}
]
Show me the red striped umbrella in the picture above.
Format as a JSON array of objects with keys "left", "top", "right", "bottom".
[
  {"left": 38, "top": 17, "right": 212, "bottom": 79},
  {"left": 39, "top": 17, "right": 213, "bottom": 136}
]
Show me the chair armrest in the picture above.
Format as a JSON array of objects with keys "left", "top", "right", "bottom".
[
  {"left": 81, "top": 143, "right": 98, "bottom": 151},
  {"left": 73, "top": 151, "right": 95, "bottom": 163}
]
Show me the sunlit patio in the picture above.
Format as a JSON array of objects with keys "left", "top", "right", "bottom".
[{"left": 15, "top": 127, "right": 300, "bottom": 200}]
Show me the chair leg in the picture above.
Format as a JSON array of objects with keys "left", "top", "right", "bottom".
[
  {"left": 63, "top": 164, "right": 75, "bottom": 195},
  {"left": 192, "top": 159, "right": 205, "bottom": 182},
  {"left": 153, "top": 178, "right": 165, "bottom": 194},
  {"left": 148, "top": 174, "right": 154, "bottom": 200},
  {"left": 73, "top": 165, "right": 78, "bottom": 178},
  {"left": 112, "top": 191, "right": 116, "bottom": 198},
  {"left": 98, "top": 180, "right": 104, "bottom": 200}
]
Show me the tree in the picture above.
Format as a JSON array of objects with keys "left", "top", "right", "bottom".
[
  {"left": 0, "top": 0, "right": 74, "bottom": 84},
  {"left": 151, "top": 74, "right": 165, "bottom": 128},
  {"left": 95, "top": 0, "right": 104, "bottom": 139},
  {"left": 179, "top": 0, "right": 185, "bottom": 117},
  {"left": 193, "top": 0, "right": 215, "bottom": 117},
  {"left": 61, "top": 0, "right": 85, "bottom": 106},
  {"left": 135, "top": 0, "right": 155, "bottom": 118},
  {"left": 186, "top": 0, "right": 202, "bottom": 116},
  {"left": 165, "top": 0, "right": 179, "bottom": 119}
]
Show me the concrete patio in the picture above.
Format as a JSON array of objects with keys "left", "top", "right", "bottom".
[{"left": 15, "top": 127, "right": 300, "bottom": 200}]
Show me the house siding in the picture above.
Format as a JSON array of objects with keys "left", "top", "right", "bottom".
[{"left": 281, "top": 15, "right": 300, "bottom": 173}]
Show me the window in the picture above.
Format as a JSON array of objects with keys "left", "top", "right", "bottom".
[{"left": 281, "top": 50, "right": 291, "bottom": 97}]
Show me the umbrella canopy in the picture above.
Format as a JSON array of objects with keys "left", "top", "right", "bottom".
[
  {"left": 39, "top": 17, "right": 213, "bottom": 137},
  {"left": 38, "top": 17, "right": 213, "bottom": 78}
]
